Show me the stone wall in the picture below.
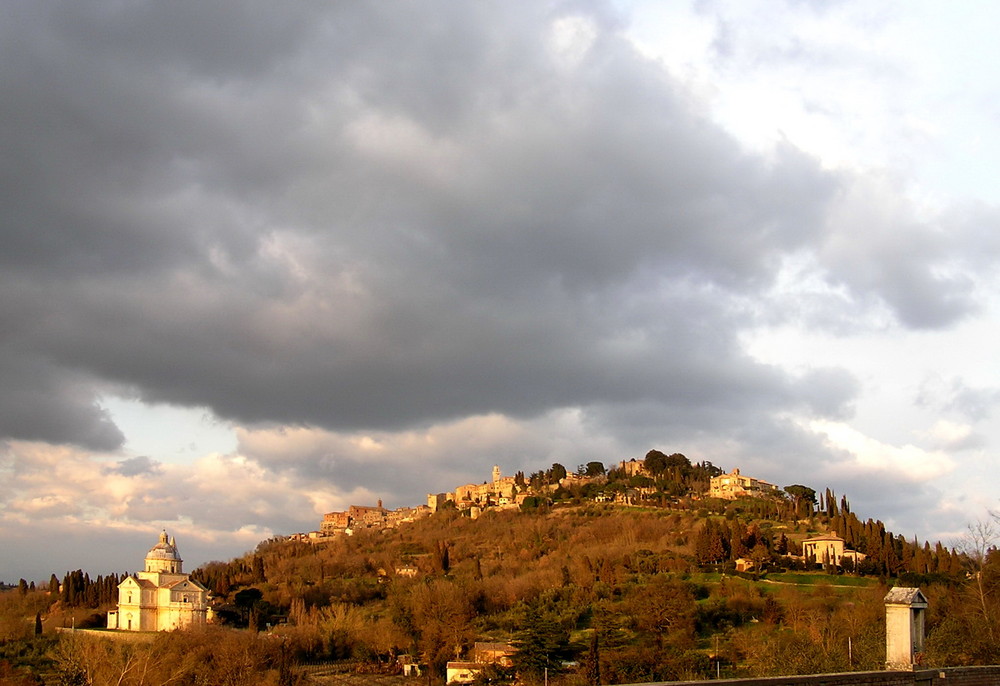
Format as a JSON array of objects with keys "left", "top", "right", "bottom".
[{"left": 613, "top": 666, "right": 1000, "bottom": 686}]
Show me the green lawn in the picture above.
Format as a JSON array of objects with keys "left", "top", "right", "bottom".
[
  {"left": 691, "top": 571, "right": 878, "bottom": 588},
  {"left": 763, "top": 572, "right": 878, "bottom": 587}
]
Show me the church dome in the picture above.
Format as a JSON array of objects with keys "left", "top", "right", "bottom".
[
  {"left": 145, "top": 531, "right": 183, "bottom": 573},
  {"left": 147, "top": 530, "right": 179, "bottom": 559}
]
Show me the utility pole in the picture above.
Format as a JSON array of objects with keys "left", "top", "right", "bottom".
[{"left": 714, "top": 634, "right": 719, "bottom": 678}]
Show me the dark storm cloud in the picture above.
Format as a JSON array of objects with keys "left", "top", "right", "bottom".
[
  {"left": 0, "top": 355, "right": 123, "bottom": 451},
  {"left": 107, "top": 456, "right": 161, "bottom": 477},
  {"left": 0, "top": 1, "right": 976, "bottom": 450}
]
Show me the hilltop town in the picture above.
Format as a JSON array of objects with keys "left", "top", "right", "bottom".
[
  {"left": 2, "top": 447, "right": 990, "bottom": 686},
  {"left": 293, "top": 452, "right": 872, "bottom": 573},
  {"left": 299, "top": 452, "right": 778, "bottom": 538}
]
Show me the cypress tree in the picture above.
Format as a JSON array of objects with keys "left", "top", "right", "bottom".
[
  {"left": 900, "top": 536, "right": 913, "bottom": 572},
  {"left": 935, "top": 542, "right": 947, "bottom": 574},
  {"left": 949, "top": 548, "right": 963, "bottom": 576},
  {"left": 584, "top": 631, "right": 601, "bottom": 686},
  {"left": 251, "top": 556, "right": 266, "bottom": 583},
  {"left": 912, "top": 538, "right": 926, "bottom": 574},
  {"left": 62, "top": 572, "right": 73, "bottom": 605}
]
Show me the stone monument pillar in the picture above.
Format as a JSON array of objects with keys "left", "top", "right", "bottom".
[{"left": 884, "top": 587, "right": 928, "bottom": 670}]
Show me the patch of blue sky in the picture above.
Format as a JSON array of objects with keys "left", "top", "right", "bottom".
[{"left": 101, "top": 396, "right": 236, "bottom": 466}]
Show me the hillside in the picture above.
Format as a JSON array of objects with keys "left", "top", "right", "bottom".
[
  {"left": 3, "top": 453, "right": 999, "bottom": 685},
  {"left": 185, "top": 474, "right": 989, "bottom": 684}
]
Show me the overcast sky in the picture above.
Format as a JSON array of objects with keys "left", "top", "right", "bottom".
[{"left": 3, "top": 0, "right": 1000, "bottom": 582}]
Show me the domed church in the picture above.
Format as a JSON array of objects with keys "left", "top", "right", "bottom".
[{"left": 107, "top": 531, "right": 211, "bottom": 631}]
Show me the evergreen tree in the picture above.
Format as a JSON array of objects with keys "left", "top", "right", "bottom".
[
  {"left": 730, "top": 525, "right": 748, "bottom": 560},
  {"left": 644, "top": 450, "right": 668, "bottom": 475},
  {"left": 826, "top": 488, "right": 838, "bottom": 518},
  {"left": 511, "top": 604, "right": 570, "bottom": 681},
  {"left": 62, "top": 571, "right": 72, "bottom": 604},
  {"left": 883, "top": 532, "right": 899, "bottom": 575},
  {"left": 900, "top": 536, "right": 914, "bottom": 572},
  {"left": 695, "top": 520, "right": 727, "bottom": 564},
  {"left": 584, "top": 631, "right": 601, "bottom": 686},
  {"left": 775, "top": 533, "right": 789, "bottom": 556},
  {"left": 949, "top": 548, "right": 963, "bottom": 576},
  {"left": 214, "top": 573, "right": 231, "bottom": 596},
  {"left": 549, "top": 463, "right": 568, "bottom": 483},
  {"left": 248, "top": 605, "right": 262, "bottom": 633},
  {"left": 251, "top": 555, "right": 266, "bottom": 583},
  {"left": 935, "top": 542, "right": 948, "bottom": 574},
  {"left": 913, "top": 536, "right": 929, "bottom": 574},
  {"left": 437, "top": 541, "right": 451, "bottom": 574}
]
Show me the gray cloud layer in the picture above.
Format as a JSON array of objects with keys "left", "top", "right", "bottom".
[{"left": 0, "top": 1, "right": 989, "bottom": 462}]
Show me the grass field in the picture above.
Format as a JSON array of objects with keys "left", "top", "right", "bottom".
[
  {"left": 764, "top": 573, "right": 878, "bottom": 587},
  {"left": 693, "top": 571, "right": 879, "bottom": 589}
]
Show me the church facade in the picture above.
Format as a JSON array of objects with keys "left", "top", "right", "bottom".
[{"left": 107, "top": 531, "right": 211, "bottom": 631}]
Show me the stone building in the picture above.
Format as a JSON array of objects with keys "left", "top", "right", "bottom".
[
  {"left": 708, "top": 468, "right": 779, "bottom": 500},
  {"left": 446, "top": 642, "right": 516, "bottom": 684},
  {"left": 349, "top": 502, "right": 387, "bottom": 527},
  {"left": 617, "top": 458, "right": 647, "bottom": 477},
  {"left": 885, "top": 586, "right": 928, "bottom": 670},
  {"left": 317, "top": 500, "right": 430, "bottom": 537},
  {"left": 321, "top": 511, "right": 350, "bottom": 532},
  {"left": 802, "top": 531, "right": 866, "bottom": 567},
  {"left": 107, "top": 531, "right": 210, "bottom": 632},
  {"left": 429, "top": 465, "right": 517, "bottom": 512}
]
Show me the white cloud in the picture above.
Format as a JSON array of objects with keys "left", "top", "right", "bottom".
[
  {"left": 0, "top": 440, "right": 345, "bottom": 576},
  {"left": 549, "top": 15, "right": 598, "bottom": 68},
  {"left": 808, "top": 419, "right": 955, "bottom": 482},
  {"left": 623, "top": 0, "right": 1000, "bottom": 206},
  {"left": 921, "top": 420, "right": 977, "bottom": 451}
]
